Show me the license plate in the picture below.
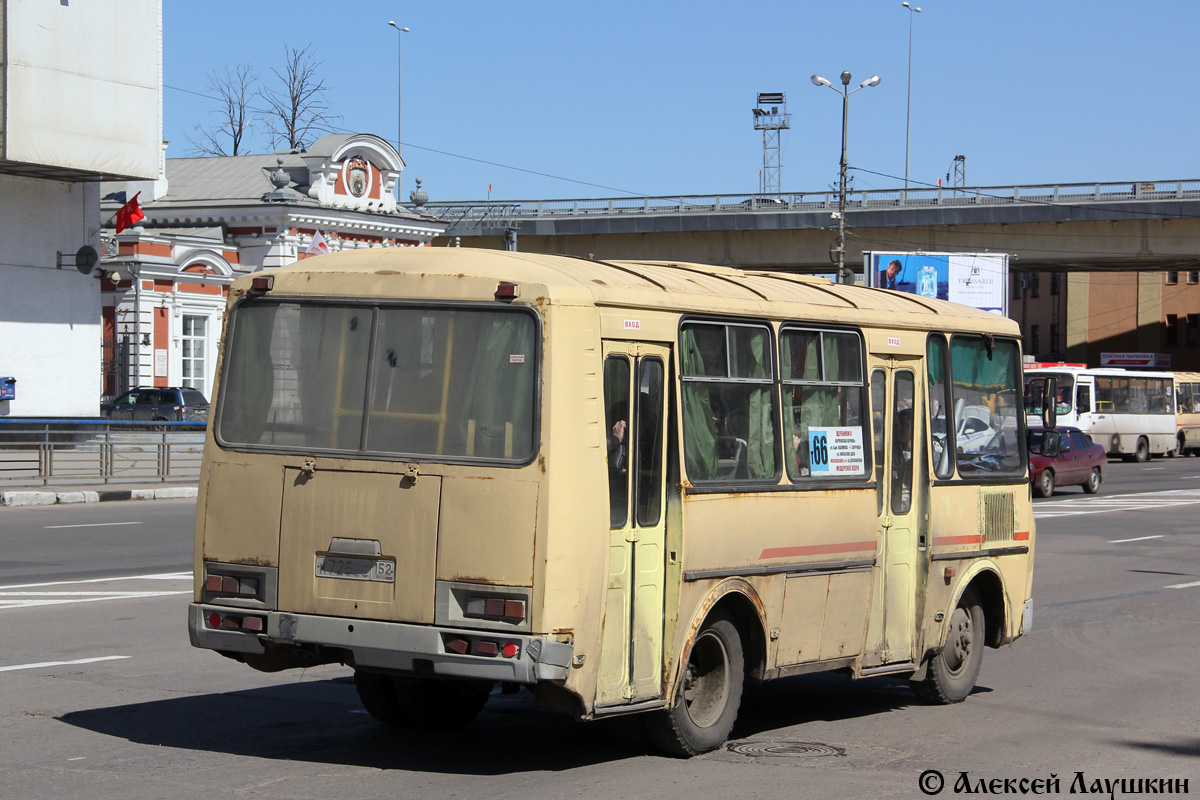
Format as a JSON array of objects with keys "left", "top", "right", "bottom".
[{"left": 315, "top": 554, "right": 396, "bottom": 583}]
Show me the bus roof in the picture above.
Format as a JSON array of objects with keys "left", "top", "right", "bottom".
[{"left": 248, "top": 249, "right": 1020, "bottom": 336}]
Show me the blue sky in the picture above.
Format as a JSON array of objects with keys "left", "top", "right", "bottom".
[{"left": 163, "top": 1, "right": 1200, "bottom": 202}]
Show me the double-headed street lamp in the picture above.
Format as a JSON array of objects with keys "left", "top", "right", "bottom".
[
  {"left": 902, "top": 2, "right": 922, "bottom": 192},
  {"left": 811, "top": 71, "right": 880, "bottom": 284},
  {"left": 387, "top": 20, "right": 409, "bottom": 194}
]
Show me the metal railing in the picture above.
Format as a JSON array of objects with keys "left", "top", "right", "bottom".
[
  {"left": 411, "top": 178, "right": 1200, "bottom": 228},
  {"left": 0, "top": 421, "right": 205, "bottom": 486}
]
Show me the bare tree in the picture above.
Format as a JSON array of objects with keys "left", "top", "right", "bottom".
[
  {"left": 187, "top": 64, "right": 258, "bottom": 156},
  {"left": 258, "top": 44, "right": 341, "bottom": 151}
]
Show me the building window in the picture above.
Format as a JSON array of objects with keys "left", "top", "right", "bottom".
[
  {"left": 1051, "top": 272, "right": 1061, "bottom": 295},
  {"left": 1031, "top": 324, "right": 1040, "bottom": 354},
  {"left": 1166, "top": 314, "right": 1179, "bottom": 347},
  {"left": 1012, "top": 272, "right": 1022, "bottom": 300},
  {"left": 1189, "top": 271, "right": 1199, "bottom": 285},
  {"left": 1166, "top": 271, "right": 1179, "bottom": 285},
  {"left": 182, "top": 315, "right": 207, "bottom": 390},
  {"left": 1030, "top": 272, "right": 1040, "bottom": 298},
  {"left": 1050, "top": 323, "right": 1060, "bottom": 354},
  {"left": 1189, "top": 315, "right": 1200, "bottom": 347}
]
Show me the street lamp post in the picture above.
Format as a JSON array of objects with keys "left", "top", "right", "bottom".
[
  {"left": 902, "top": 2, "right": 922, "bottom": 193},
  {"left": 811, "top": 71, "right": 880, "bottom": 284},
  {"left": 387, "top": 20, "right": 409, "bottom": 195}
]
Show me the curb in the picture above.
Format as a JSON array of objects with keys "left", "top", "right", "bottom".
[{"left": 0, "top": 487, "right": 198, "bottom": 507}]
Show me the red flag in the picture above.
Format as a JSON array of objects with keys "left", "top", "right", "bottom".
[{"left": 115, "top": 192, "right": 145, "bottom": 233}]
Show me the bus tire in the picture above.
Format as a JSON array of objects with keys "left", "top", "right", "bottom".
[
  {"left": 1134, "top": 437, "right": 1150, "bottom": 463},
  {"left": 912, "top": 588, "right": 985, "bottom": 705},
  {"left": 353, "top": 669, "right": 405, "bottom": 726},
  {"left": 645, "top": 612, "right": 744, "bottom": 757},
  {"left": 1035, "top": 469, "right": 1055, "bottom": 498},
  {"left": 393, "top": 677, "right": 493, "bottom": 729},
  {"left": 354, "top": 671, "right": 492, "bottom": 729},
  {"left": 1083, "top": 467, "right": 1101, "bottom": 494}
]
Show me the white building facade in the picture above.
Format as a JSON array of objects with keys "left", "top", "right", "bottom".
[{"left": 0, "top": 0, "right": 162, "bottom": 417}]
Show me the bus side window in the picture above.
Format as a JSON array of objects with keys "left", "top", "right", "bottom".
[
  {"left": 604, "top": 356, "right": 631, "bottom": 528},
  {"left": 1076, "top": 385, "right": 1091, "bottom": 416},
  {"left": 871, "top": 369, "right": 886, "bottom": 515}
]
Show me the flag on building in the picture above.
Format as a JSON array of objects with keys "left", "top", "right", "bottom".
[
  {"left": 115, "top": 192, "right": 145, "bottom": 233},
  {"left": 306, "top": 231, "right": 330, "bottom": 254}
]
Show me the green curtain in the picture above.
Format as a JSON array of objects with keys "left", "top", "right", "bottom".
[
  {"left": 745, "top": 329, "right": 775, "bottom": 478},
  {"left": 681, "top": 328, "right": 718, "bottom": 479}
]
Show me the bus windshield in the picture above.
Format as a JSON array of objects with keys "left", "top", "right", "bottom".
[{"left": 216, "top": 300, "right": 539, "bottom": 461}]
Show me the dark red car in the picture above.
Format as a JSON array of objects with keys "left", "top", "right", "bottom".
[{"left": 1028, "top": 426, "right": 1107, "bottom": 497}]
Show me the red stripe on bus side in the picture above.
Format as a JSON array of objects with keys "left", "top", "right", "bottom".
[
  {"left": 933, "top": 534, "right": 986, "bottom": 546},
  {"left": 760, "top": 541, "right": 877, "bottom": 560}
]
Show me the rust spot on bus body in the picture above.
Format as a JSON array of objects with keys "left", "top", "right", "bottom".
[
  {"left": 206, "top": 556, "right": 276, "bottom": 568},
  {"left": 538, "top": 455, "right": 546, "bottom": 473},
  {"left": 449, "top": 574, "right": 512, "bottom": 586}
]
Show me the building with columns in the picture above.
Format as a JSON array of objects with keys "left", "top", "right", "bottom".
[{"left": 100, "top": 133, "right": 446, "bottom": 403}]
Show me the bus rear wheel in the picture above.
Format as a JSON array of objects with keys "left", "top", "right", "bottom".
[
  {"left": 912, "top": 588, "right": 985, "bottom": 705},
  {"left": 1134, "top": 436, "right": 1150, "bottom": 463},
  {"left": 354, "top": 670, "right": 492, "bottom": 729},
  {"left": 645, "top": 612, "right": 744, "bottom": 757}
]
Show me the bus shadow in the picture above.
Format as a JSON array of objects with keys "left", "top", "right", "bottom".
[
  {"left": 58, "top": 673, "right": 991, "bottom": 769},
  {"left": 730, "top": 672, "right": 991, "bottom": 739},
  {"left": 57, "top": 677, "right": 637, "bottom": 774}
]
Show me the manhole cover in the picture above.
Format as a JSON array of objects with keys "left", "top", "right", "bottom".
[{"left": 726, "top": 741, "right": 845, "bottom": 758}]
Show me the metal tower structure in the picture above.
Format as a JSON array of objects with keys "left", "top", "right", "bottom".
[{"left": 752, "top": 92, "right": 791, "bottom": 195}]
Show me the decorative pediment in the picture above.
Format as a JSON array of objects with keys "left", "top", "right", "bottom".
[{"left": 302, "top": 134, "right": 404, "bottom": 213}]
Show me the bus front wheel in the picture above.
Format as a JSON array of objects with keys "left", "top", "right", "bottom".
[
  {"left": 912, "top": 588, "right": 985, "bottom": 705},
  {"left": 645, "top": 612, "right": 744, "bottom": 757},
  {"left": 1135, "top": 436, "right": 1150, "bottom": 463}
]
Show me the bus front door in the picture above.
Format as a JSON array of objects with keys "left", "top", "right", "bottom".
[
  {"left": 596, "top": 342, "right": 670, "bottom": 707},
  {"left": 865, "top": 363, "right": 925, "bottom": 667}
]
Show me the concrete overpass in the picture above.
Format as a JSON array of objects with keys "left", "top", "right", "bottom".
[
  {"left": 411, "top": 178, "right": 1200, "bottom": 275},
  {"left": 410, "top": 178, "right": 1200, "bottom": 370}
]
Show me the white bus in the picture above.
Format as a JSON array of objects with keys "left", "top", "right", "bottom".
[{"left": 1023, "top": 366, "right": 1177, "bottom": 461}]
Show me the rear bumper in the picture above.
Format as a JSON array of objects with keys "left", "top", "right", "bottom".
[{"left": 188, "top": 603, "right": 573, "bottom": 684}]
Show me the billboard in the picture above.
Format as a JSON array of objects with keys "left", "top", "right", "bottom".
[{"left": 865, "top": 251, "right": 1009, "bottom": 316}]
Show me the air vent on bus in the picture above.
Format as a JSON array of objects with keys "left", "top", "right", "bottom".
[{"left": 981, "top": 491, "right": 1016, "bottom": 543}]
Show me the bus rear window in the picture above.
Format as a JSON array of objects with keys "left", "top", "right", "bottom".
[{"left": 217, "top": 301, "right": 538, "bottom": 462}]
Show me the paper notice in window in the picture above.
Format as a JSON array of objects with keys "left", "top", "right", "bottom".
[
  {"left": 808, "top": 426, "right": 865, "bottom": 475},
  {"left": 509, "top": 354, "right": 526, "bottom": 364}
]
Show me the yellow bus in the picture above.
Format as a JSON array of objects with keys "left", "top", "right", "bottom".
[
  {"left": 1175, "top": 371, "right": 1200, "bottom": 456},
  {"left": 188, "top": 249, "right": 1036, "bottom": 756}
]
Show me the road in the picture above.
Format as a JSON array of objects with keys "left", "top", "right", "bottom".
[{"left": 1, "top": 459, "right": 1198, "bottom": 799}]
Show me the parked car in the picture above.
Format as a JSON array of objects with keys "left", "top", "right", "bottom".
[
  {"left": 1028, "top": 425, "right": 1106, "bottom": 497},
  {"left": 103, "top": 387, "right": 209, "bottom": 422}
]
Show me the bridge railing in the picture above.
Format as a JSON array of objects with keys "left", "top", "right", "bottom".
[
  {"left": 0, "top": 420, "right": 205, "bottom": 486},
  {"left": 413, "top": 179, "right": 1200, "bottom": 226}
]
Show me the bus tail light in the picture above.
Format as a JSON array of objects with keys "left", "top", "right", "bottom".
[
  {"left": 250, "top": 276, "right": 274, "bottom": 293},
  {"left": 205, "top": 573, "right": 260, "bottom": 598},
  {"left": 465, "top": 595, "right": 526, "bottom": 623},
  {"left": 206, "top": 611, "right": 266, "bottom": 632}
]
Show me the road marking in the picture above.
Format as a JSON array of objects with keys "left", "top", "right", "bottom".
[
  {"left": 0, "top": 573, "right": 192, "bottom": 610},
  {"left": 1035, "top": 488, "right": 1200, "bottom": 519},
  {"left": 44, "top": 522, "right": 143, "bottom": 529},
  {"left": 1165, "top": 580, "right": 1200, "bottom": 589},
  {"left": 1144, "top": 467, "right": 1165, "bottom": 471},
  {"left": 0, "top": 572, "right": 191, "bottom": 591},
  {"left": 0, "top": 655, "right": 129, "bottom": 673},
  {"left": 0, "top": 591, "right": 191, "bottom": 609},
  {"left": 1109, "top": 535, "right": 1164, "bottom": 543}
]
